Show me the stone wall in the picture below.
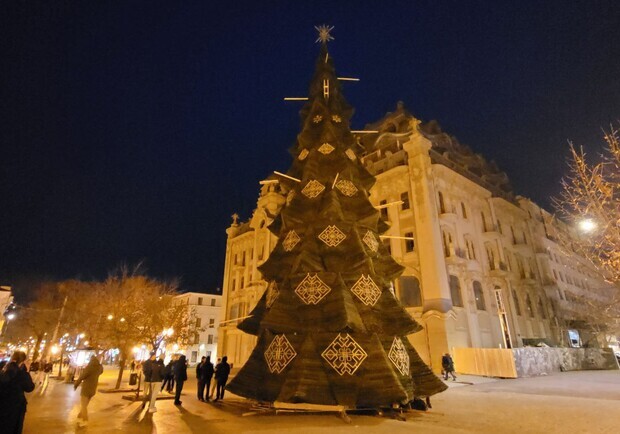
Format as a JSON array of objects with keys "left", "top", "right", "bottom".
[{"left": 512, "top": 347, "right": 619, "bottom": 377}]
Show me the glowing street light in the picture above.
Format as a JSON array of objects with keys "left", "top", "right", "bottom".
[
  {"left": 165, "top": 328, "right": 174, "bottom": 337},
  {"left": 578, "top": 218, "right": 597, "bottom": 233},
  {"left": 120, "top": 317, "right": 126, "bottom": 322},
  {"left": 7, "top": 313, "right": 15, "bottom": 320},
  {"left": 51, "top": 345, "right": 60, "bottom": 355},
  {"left": 107, "top": 314, "right": 114, "bottom": 320}
]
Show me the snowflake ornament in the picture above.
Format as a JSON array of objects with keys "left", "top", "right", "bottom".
[
  {"left": 312, "top": 115, "right": 323, "bottom": 123},
  {"left": 332, "top": 115, "right": 342, "bottom": 123},
  {"left": 315, "top": 25, "right": 335, "bottom": 44}
]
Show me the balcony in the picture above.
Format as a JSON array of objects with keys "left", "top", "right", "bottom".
[
  {"left": 488, "top": 261, "right": 510, "bottom": 277},
  {"left": 481, "top": 223, "right": 500, "bottom": 240},
  {"left": 445, "top": 247, "right": 467, "bottom": 265}
]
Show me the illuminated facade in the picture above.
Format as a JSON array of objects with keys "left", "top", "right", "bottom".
[{"left": 218, "top": 103, "right": 611, "bottom": 371}]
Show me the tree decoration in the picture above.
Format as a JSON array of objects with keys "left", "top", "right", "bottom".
[
  {"left": 335, "top": 179, "right": 358, "bottom": 197},
  {"left": 295, "top": 274, "right": 332, "bottom": 305},
  {"left": 388, "top": 337, "right": 410, "bottom": 376},
  {"left": 282, "top": 230, "right": 301, "bottom": 251},
  {"left": 318, "top": 225, "right": 347, "bottom": 247},
  {"left": 318, "top": 142, "right": 335, "bottom": 155},
  {"left": 228, "top": 26, "right": 446, "bottom": 408},
  {"left": 321, "top": 334, "right": 367, "bottom": 375},
  {"left": 298, "top": 149, "right": 309, "bottom": 160},
  {"left": 362, "top": 230, "right": 379, "bottom": 252},
  {"left": 265, "top": 281, "right": 279, "bottom": 308},
  {"left": 350, "top": 274, "right": 382, "bottom": 306},
  {"left": 265, "top": 334, "right": 297, "bottom": 373},
  {"left": 301, "top": 180, "right": 325, "bottom": 198}
]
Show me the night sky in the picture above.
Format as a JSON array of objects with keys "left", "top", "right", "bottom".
[{"left": 2, "top": 1, "right": 619, "bottom": 298}]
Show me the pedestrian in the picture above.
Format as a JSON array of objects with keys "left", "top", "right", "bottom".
[
  {"left": 214, "top": 356, "right": 230, "bottom": 401},
  {"left": 197, "top": 356, "right": 214, "bottom": 402},
  {"left": 28, "top": 358, "right": 41, "bottom": 387},
  {"left": 160, "top": 357, "right": 176, "bottom": 393},
  {"left": 73, "top": 355, "right": 103, "bottom": 428},
  {"left": 209, "top": 358, "right": 220, "bottom": 399},
  {"left": 441, "top": 352, "right": 457, "bottom": 381},
  {"left": 142, "top": 352, "right": 165, "bottom": 413},
  {"left": 0, "top": 350, "right": 35, "bottom": 434},
  {"left": 130, "top": 359, "right": 136, "bottom": 373},
  {"left": 173, "top": 355, "right": 188, "bottom": 405},
  {"left": 196, "top": 356, "right": 206, "bottom": 401}
]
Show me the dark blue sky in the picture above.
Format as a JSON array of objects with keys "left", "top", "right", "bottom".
[{"left": 1, "top": 1, "right": 618, "bottom": 296}]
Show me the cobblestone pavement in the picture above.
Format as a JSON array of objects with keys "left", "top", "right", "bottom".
[{"left": 22, "top": 368, "right": 620, "bottom": 433}]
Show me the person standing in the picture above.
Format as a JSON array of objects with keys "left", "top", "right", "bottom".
[
  {"left": 160, "top": 357, "right": 176, "bottom": 393},
  {"left": 214, "top": 356, "right": 230, "bottom": 401},
  {"left": 196, "top": 356, "right": 206, "bottom": 401},
  {"left": 441, "top": 353, "right": 457, "bottom": 381},
  {"left": 142, "top": 352, "right": 165, "bottom": 413},
  {"left": 73, "top": 355, "right": 103, "bottom": 428},
  {"left": 0, "top": 351, "right": 35, "bottom": 434},
  {"left": 209, "top": 358, "right": 220, "bottom": 399},
  {"left": 173, "top": 355, "right": 187, "bottom": 405}
]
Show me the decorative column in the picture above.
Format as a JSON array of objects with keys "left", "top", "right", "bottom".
[{"left": 403, "top": 119, "right": 453, "bottom": 371}]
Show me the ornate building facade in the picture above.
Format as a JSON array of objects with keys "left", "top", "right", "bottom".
[{"left": 218, "top": 103, "right": 611, "bottom": 372}]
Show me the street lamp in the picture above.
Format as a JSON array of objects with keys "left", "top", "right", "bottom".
[
  {"left": 7, "top": 313, "right": 15, "bottom": 320},
  {"left": 578, "top": 218, "right": 597, "bottom": 233}
]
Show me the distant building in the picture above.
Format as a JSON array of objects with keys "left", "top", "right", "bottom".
[
  {"left": 0, "top": 285, "right": 14, "bottom": 336},
  {"left": 218, "top": 103, "right": 613, "bottom": 372},
  {"left": 173, "top": 292, "right": 222, "bottom": 365}
]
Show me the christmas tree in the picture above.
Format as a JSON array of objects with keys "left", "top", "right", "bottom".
[{"left": 227, "top": 26, "right": 447, "bottom": 408}]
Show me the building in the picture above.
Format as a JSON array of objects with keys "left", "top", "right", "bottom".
[
  {"left": 173, "top": 292, "right": 222, "bottom": 365},
  {"left": 218, "top": 102, "right": 613, "bottom": 372},
  {"left": 0, "top": 285, "right": 14, "bottom": 337}
]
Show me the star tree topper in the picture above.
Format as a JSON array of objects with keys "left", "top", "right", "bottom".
[{"left": 315, "top": 25, "right": 334, "bottom": 44}]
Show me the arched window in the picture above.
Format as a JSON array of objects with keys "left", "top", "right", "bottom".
[
  {"left": 481, "top": 212, "right": 488, "bottom": 232},
  {"left": 449, "top": 275, "right": 463, "bottom": 307},
  {"left": 525, "top": 294, "right": 534, "bottom": 318},
  {"left": 398, "top": 276, "right": 422, "bottom": 307},
  {"left": 538, "top": 298, "right": 547, "bottom": 319},
  {"left": 438, "top": 191, "right": 446, "bottom": 214},
  {"left": 473, "top": 281, "right": 486, "bottom": 310},
  {"left": 512, "top": 290, "right": 522, "bottom": 316},
  {"left": 461, "top": 202, "right": 468, "bottom": 219}
]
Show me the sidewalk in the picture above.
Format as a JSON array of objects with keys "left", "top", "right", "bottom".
[{"left": 23, "top": 369, "right": 620, "bottom": 433}]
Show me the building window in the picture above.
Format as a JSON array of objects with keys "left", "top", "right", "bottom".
[
  {"left": 195, "top": 317, "right": 202, "bottom": 328},
  {"left": 525, "top": 294, "right": 534, "bottom": 318},
  {"left": 497, "top": 220, "right": 502, "bottom": 234},
  {"left": 404, "top": 232, "right": 415, "bottom": 252},
  {"left": 473, "top": 281, "right": 486, "bottom": 310},
  {"left": 209, "top": 318, "right": 215, "bottom": 328},
  {"left": 250, "top": 248, "right": 253, "bottom": 259},
  {"left": 198, "top": 297, "right": 203, "bottom": 306},
  {"left": 512, "top": 290, "right": 522, "bottom": 316},
  {"left": 449, "top": 275, "right": 463, "bottom": 307},
  {"left": 401, "top": 192, "right": 410, "bottom": 210},
  {"left": 383, "top": 238, "right": 391, "bottom": 255},
  {"left": 442, "top": 230, "right": 453, "bottom": 257},
  {"left": 538, "top": 298, "right": 547, "bottom": 319},
  {"left": 191, "top": 351, "right": 198, "bottom": 363},
  {"left": 232, "top": 279, "right": 236, "bottom": 291},
  {"left": 210, "top": 298, "right": 216, "bottom": 306},
  {"left": 240, "top": 276, "right": 244, "bottom": 288},
  {"left": 379, "top": 200, "right": 388, "bottom": 219},
  {"left": 438, "top": 191, "right": 446, "bottom": 214},
  {"left": 207, "top": 334, "right": 213, "bottom": 345},
  {"left": 461, "top": 202, "right": 467, "bottom": 219},
  {"left": 398, "top": 276, "right": 422, "bottom": 307},
  {"left": 481, "top": 212, "right": 488, "bottom": 232}
]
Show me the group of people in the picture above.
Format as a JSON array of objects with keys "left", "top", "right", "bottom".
[
  {"left": 195, "top": 355, "right": 230, "bottom": 402},
  {"left": 141, "top": 352, "right": 231, "bottom": 413}
]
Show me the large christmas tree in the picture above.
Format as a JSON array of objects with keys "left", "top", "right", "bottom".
[{"left": 227, "top": 27, "right": 447, "bottom": 408}]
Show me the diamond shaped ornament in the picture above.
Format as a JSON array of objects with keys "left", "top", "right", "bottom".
[
  {"left": 335, "top": 180, "right": 358, "bottom": 197},
  {"left": 318, "top": 225, "right": 346, "bottom": 247},
  {"left": 282, "top": 230, "right": 301, "bottom": 251},
  {"left": 295, "top": 274, "right": 331, "bottom": 305},
  {"left": 264, "top": 334, "right": 297, "bottom": 374},
  {"left": 321, "top": 333, "right": 367, "bottom": 376},
  {"left": 388, "top": 337, "right": 410, "bottom": 376},
  {"left": 301, "top": 180, "right": 325, "bottom": 199},
  {"left": 345, "top": 149, "right": 356, "bottom": 161},
  {"left": 298, "top": 149, "right": 309, "bottom": 160},
  {"left": 362, "top": 230, "right": 379, "bottom": 252},
  {"left": 318, "top": 143, "right": 335, "bottom": 155},
  {"left": 265, "top": 281, "right": 279, "bottom": 308},
  {"left": 350, "top": 274, "right": 382, "bottom": 306}
]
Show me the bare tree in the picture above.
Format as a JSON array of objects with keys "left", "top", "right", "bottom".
[{"left": 554, "top": 126, "right": 620, "bottom": 345}]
